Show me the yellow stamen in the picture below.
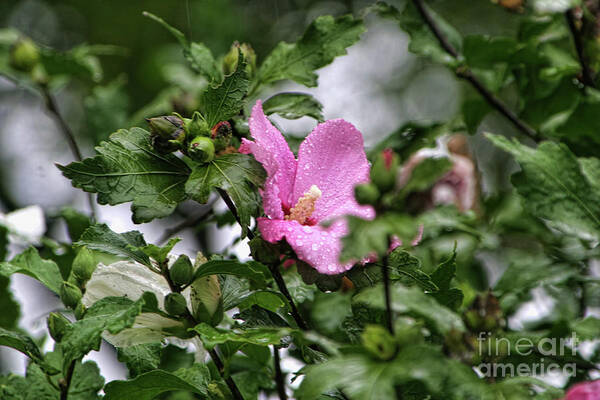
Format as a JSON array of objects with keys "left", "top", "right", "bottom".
[{"left": 285, "top": 185, "right": 321, "bottom": 224}]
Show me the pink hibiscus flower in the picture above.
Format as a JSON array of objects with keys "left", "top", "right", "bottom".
[
  {"left": 240, "top": 100, "right": 375, "bottom": 275},
  {"left": 564, "top": 380, "right": 600, "bottom": 400}
]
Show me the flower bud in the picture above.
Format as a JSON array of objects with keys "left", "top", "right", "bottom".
[
  {"left": 354, "top": 183, "right": 380, "bottom": 205},
  {"left": 164, "top": 292, "right": 188, "bottom": 316},
  {"left": 74, "top": 302, "right": 86, "bottom": 320},
  {"left": 211, "top": 121, "right": 232, "bottom": 152},
  {"left": 71, "top": 247, "right": 96, "bottom": 283},
  {"left": 60, "top": 281, "right": 82, "bottom": 309},
  {"left": 223, "top": 42, "right": 256, "bottom": 77},
  {"left": 371, "top": 148, "right": 400, "bottom": 193},
  {"left": 151, "top": 134, "right": 181, "bottom": 154},
  {"left": 10, "top": 38, "right": 40, "bottom": 73},
  {"left": 169, "top": 254, "right": 194, "bottom": 286},
  {"left": 190, "top": 275, "right": 223, "bottom": 326},
  {"left": 361, "top": 325, "right": 397, "bottom": 360},
  {"left": 188, "top": 136, "right": 215, "bottom": 163},
  {"left": 146, "top": 115, "right": 184, "bottom": 139},
  {"left": 47, "top": 312, "right": 70, "bottom": 342},
  {"left": 184, "top": 112, "right": 210, "bottom": 138}
]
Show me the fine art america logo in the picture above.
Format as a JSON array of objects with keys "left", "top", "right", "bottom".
[{"left": 476, "top": 332, "right": 580, "bottom": 378}]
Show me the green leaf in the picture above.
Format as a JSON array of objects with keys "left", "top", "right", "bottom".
[
  {"left": 256, "top": 14, "right": 365, "bottom": 88},
  {"left": 139, "top": 237, "right": 180, "bottom": 265},
  {"left": 60, "top": 296, "right": 145, "bottom": 371},
  {"left": 376, "top": 2, "right": 461, "bottom": 66},
  {"left": 0, "top": 247, "right": 63, "bottom": 294},
  {"left": 117, "top": 344, "right": 162, "bottom": 378},
  {"left": 571, "top": 317, "right": 600, "bottom": 340},
  {"left": 0, "top": 276, "right": 19, "bottom": 329},
  {"left": 262, "top": 92, "right": 324, "bottom": 121},
  {"left": 193, "top": 259, "right": 270, "bottom": 285},
  {"left": 58, "top": 127, "right": 190, "bottom": 223},
  {"left": 0, "top": 327, "right": 57, "bottom": 374},
  {"left": 192, "top": 323, "right": 290, "bottom": 350},
  {"left": 76, "top": 224, "right": 151, "bottom": 267},
  {"left": 143, "top": 12, "right": 221, "bottom": 82},
  {"left": 430, "top": 248, "right": 464, "bottom": 310},
  {"left": 202, "top": 53, "right": 250, "bottom": 127},
  {"left": 487, "top": 134, "right": 600, "bottom": 241},
  {"left": 398, "top": 156, "right": 452, "bottom": 197},
  {"left": 40, "top": 44, "right": 110, "bottom": 82},
  {"left": 353, "top": 283, "right": 465, "bottom": 334},
  {"left": 59, "top": 207, "right": 92, "bottom": 242},
  {"left": 68, "top": 361, "right": 105, "bottom": 400},
  {"left": 388, "top": 249, "right": 438, "bottom": 292},
  {"left": 238, "top": 291, "right": 288, "bottom": 313},
  {"left": 104, "top": 365, "right": 210, "bottom": 400},
  {"left": 0, "top": 225, "right": 7, "bottom": 262},
  {"left": 341, "top": 213, "right": 416, "bottom": 262},
  {"left": 185, "top": 153, "right": 266, "bottom": 237}
]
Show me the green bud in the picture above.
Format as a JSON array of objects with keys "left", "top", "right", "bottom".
[
  {"left": 164, "top": 292, "right": 188, "bottom": 316},
  {"left": 371, "top": 149, "right": 400, "bottom": 193},
  {"left": 146, "top": 115, "right": 184, "bottom": 139},
  {"left": 184, "top": 112, "right": 210, "bottom": 138},
  {"left": 210, "top": 121, "right": 232, "bottom": 152},
  {"left": 10, "top": 38, "right": 40, "bottom": 73},
  {"left": 151, "top": 134, "right": 181, "bottom": 154},
  {"left": 71, "top": 247, "right": 96, "bottom": 283},
  {"left": 47, "top": 312, "right": 70, "bottom": 342},
  {"left": 361, "top": 325, "right": 397, "bottom": 360},
  {"left": 188, "top": 136, "right": 215, "bottom": 163},
  {"left": 223, "top": 42, "right": 256, "bottom": 77},
  {"left": 169, "top": 255, "right": 194, "bottom": 286},
  {"left": 74, "top": 302, "right": 86, "bottom": 320},
  {"left": 190, "top": 275, "right": 223, "bottom": 326},
  {"left": 354, "top": 183, "right": 380, "bottom": 205},
  {"left": 60, "top": 281, "right": 82, "bottom": 309}
]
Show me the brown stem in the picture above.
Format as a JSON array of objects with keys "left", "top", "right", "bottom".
[
  {"left": 208, "top": 348, "right": 245, "bottom": 400},
  {"left": 41, "top": 86, "right": 97, "bottom": 220},
  {"left": 273, "top": 346, "right": 288, "bottom": 400},
  {"left": 269, "top": 263, "right": 309, "bottom": 330},
  {"left": 411, "top": 0, "right": 538, "bottom": 142},
  {"left": 381, "top": 239, "right": 394, "bottom": 335},
  {"left": 566, "top": 8, "right": 596, "bottom": 88},
  {"left": 59, "top": 360, "right": 76, "bottom": 400}
]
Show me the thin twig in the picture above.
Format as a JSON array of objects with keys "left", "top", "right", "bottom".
[
  {"left": 157, "top": 200, "right": 217, "bottom": 244},
  {"left": 41, "top": 86, "right": 97, "bottom": 221},
  {"left": 216, "top": 188, "right": 255, "bottom": 240},
  {"left": 209, "top": 348, "right": 246, "bottom": 400},
  {"left": 411, "top": 0, "right": 538, "bottom": 142},
  {"left": 273, "top": 346, "right": 288, "bottom": 400},
  {"left": 269, "top": 263, "right": 309, "bottom": 330},
  {"left": 381, "top": 236, "right": 394, "bottom": 335},
  {"left": 566, "top": 8, "right": 596, "bottom": 88}
]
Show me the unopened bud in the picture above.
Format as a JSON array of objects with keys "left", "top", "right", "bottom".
[
  {"left": 361, "top": 325, "right": 397, "bottom": 360},
  {"left": 371, "top": 148, "right": 400, "bottom": 193},
  {"left": 188, "top": 136, "right": 215, "bottom": 163},
  {"left": 47, "top": 312, "right": 70, "bottom": 342},
  {"left": 164, "top": 292, "right": 188, "bottom": 316},
  {"left": 211, "top": 121, "right": 232, "bottom": 152},
  {"left": 71, "top": 247, "right": 96, "bottom": 283},
  {"left": 169, "top": 255, "right": 194, "bottom": 286},
  {"left": 146, "top": 115, "right": 183, "bottom": 139},
  {"left": 190, "top": 275, "right": 223, "bottom": 326},
  {"left": 223, "top": 42, "right": 256, "bottom": 77},
  {"left": 184, "top": 112, "right": 210, "bottom": 138},
  {"left": 354, "top": 183, "right": 380, "bottom": 205},
  {"left": 60, "top": 281, "right": 82, "bottom": 309},
  {"left": 10, "top": 38, "right": 40, "bottom": 73}
]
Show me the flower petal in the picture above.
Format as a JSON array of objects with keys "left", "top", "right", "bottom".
[
  {"left": 293, "top": 119, "right": 374, "bottom": 222},
  {"left": 241, "top": 101, "right": 297, "bottom": 219},
  {"left": 82, "top": 261, "right": 171, "bottom": 309},
  {"left": 258, "top": 217, "right": 354, "bottom": 275}
]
